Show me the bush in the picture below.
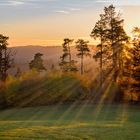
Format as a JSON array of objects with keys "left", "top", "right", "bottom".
[
  {"left": 1, "top": 71, "right": 89, "bottom": 107},
  {"left": 0, "top": 81, "right": 7, "bottom": 109}
]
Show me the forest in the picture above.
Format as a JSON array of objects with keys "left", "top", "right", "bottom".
[{"left": 0, "top": 5, "right": 139, "bottom": 108}]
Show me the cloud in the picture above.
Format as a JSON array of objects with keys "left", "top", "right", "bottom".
[
  {"left": 55, "top": 10, "right": 69, "bottom": 14},
  {"left": 95, "top": 0, "right": 140, "bottom": 6},
  {"left": 0, "top": 0, "right": 42, "bottom": 7},
  {"left": 0, "top": 0, "right": 61, "bottom": 8},
  {"left": 55, "top": 7, "right": 80, "bottom": 15},
  {"left": 69, "top": 8, "right": 80, "bottom": 11},
  {"left": 0, "top": 0, "right": 25, "bottom": 6},
  {"left": 10, "top": 1, "right": 25, "bottom": 6},
  {"left": 96, "top": 0, "right": 112, "bottom": 3}
]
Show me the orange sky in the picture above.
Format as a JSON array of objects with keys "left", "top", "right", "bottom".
[{"left": 0, "top": 1, "right": 140, "bottom": 47}]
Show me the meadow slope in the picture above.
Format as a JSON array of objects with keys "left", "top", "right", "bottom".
[{"left": 0, "top": 104, "right": 140, "bottom": 140}]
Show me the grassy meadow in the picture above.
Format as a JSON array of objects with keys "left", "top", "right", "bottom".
[
  {"left": 0, "top": 104, "right": 140, "bottom": 140},
  {"left": 0, "top": 70, "right": 137, "bottom": 140}
]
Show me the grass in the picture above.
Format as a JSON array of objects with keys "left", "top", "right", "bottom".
[{"left": 0, "top": 104, "right": 140, "bottom": 140}]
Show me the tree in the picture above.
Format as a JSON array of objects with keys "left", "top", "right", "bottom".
[
  {"left": 15, "top": 67, "right": 22, "bottom": 77},
  {"left": 131, "top": 38, "right": 140, "bottom": 101},
  {"left": 60, "top": 38, "right": 77, "bottom": 72},
  {"left": 103, "top": 5, "right": 128, "bottom": 82},
  {"left": 121, "top": 27, "right": 140, "bottom": 102},
  {"left": 0, "top": 34, "right": 14, "bottom": 81},
  {"left": 29, "top": 53, "right": 46, "bottom": 72},
  {"left": 91, "top": 13, "right": 108, "bottom": 86},
  {"left": 91, "top": 5, "right": 128, "bottom": 83},
  {"left": 75, "top": 39, "right": 90, "bottom": 75}
]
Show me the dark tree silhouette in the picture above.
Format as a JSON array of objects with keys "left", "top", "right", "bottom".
[
  {"left": 103, "top": 5, "right": 128, "bottom": 82},
  {"left": 131, "top": 38, "right": 140, "bottom": 101},
  {"left": 15, "top": 67, "right": 22, "bottom": 77},
  {"left": 123, "top": 27, "right": 140, "bottom": 102},
  {"left": 91, "top": 13, "right": 108, "bottom": 86},
  {"left": 60, "top": 38, "right": 77, "bottom": 72},
  {"left": 91, "top": 5, "right": 128, "bottom": 83},
  {"left": 29, "top": 53, "right": 46, "bottom": 72},
  {"left": 0, "top": 34, "right": 14, "bottom": 81},
  {"left": 75, "top": 39, "right": 90, "bottom": 75}
]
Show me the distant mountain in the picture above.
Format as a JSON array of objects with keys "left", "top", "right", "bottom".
[
  {"left": 10, "top": 45, "right": 62, "bottom": 63},
  {"left": 8, "top": 45, "right": 97, "bottom": 75}
]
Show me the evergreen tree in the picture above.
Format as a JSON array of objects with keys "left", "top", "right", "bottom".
[
  {"left": 91, "top": 5, "right": 128, "bottom": 83},
  {"left": 75, "top": 39, "right": 90, "bottom": 75},
  {"left": 121, "top": 27, "right": 140, "bottom": 102},
  {"left": 0, "top": 34, "right": 14, "bottom": 80},
  {"left": 15, "top": 67, "right": 22, "bottom": 77},
  {"left": 103, "top": 5, "right": 128, "bottom": 82},
  {"left": 131, "top": 38, "right": 140, "bottom": 100},
  {"left": 60, "top": 38, "right": 77, "bottom": 72},
  {"left": 91, "top": 13, "right": 108, "bottom": 86},
  {"left": 29, "top": 53, "right": 46, "bottom": 72}
]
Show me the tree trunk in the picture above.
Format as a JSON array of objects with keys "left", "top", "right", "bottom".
[
  {"left": 100, "top": 39, "right": 103, "bottom": 87},
  {"left": 68, "top": 44, "right": 71, "bottom": 71},
  {"left": 81, "top": 54, "right": 84, "bottom": 75},
  {"left": 68, "top": 44, "right": 71, "bottom": 62},
  {"left": 3, "top": 48, "right": 7, "bottom": 81},
  {"left": 113, "top": 47, "right": 117, "bottom": 82},
  {"left": 110, "top": 15, "right": 117, "bottom": 82},
  {"left": 0, "top": 49, "right": 2, "bottom": 78}
]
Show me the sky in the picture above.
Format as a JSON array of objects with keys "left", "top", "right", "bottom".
[{"left": 0, "top": 0, "right": 140, "bottom": 47}]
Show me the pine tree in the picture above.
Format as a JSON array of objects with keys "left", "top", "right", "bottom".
[
  {"left": 91, "top": 5, "right": 128, "bottom": 84},
  {"left": 122, "top": 27, "right": 140, "bottom": 102},
  {"left": 60, "top": 38, "right": 77, "bottom": 72},
  {"left": 131, "top": 38, "right": 140, "bottom": 98},
  {"left": 103, "top": 5, "right": 128, "bottom": 82},
  {"left": 130, "top": 27, "right": 140, "bottom": 101},
  {"left": 15, "top": 67, "right": 22, "bottom": 77},
  {"left": 29, "top": 53, "right": 46, "bottom": 72},
  {"left": 0, "top": 34, "right": 14, "bottom": 80},
  {"left": 91, "top": 13, "right": 108, "bottom": 86},
  {"left": 75, "top": 39, "right": 90, "bottom": 75}
]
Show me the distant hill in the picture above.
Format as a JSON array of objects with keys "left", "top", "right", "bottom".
[
  {"left": 10, "top": 45, "right": 62, "bottom": 63},
  {"left": 8, "top": 45, "right": 97, "bottom": 75}
]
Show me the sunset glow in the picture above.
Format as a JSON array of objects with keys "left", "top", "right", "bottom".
[{"left": 1, "top": 0, "right": 140, "bottom": 47}]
